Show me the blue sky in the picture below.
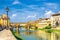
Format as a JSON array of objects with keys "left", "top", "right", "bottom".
[{"left": 0, "top": 0, "right": 60, "bottom": 22}]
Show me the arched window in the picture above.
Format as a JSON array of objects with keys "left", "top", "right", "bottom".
[{"left": 56, "top": 21, "right": 59, "bottom": 26}]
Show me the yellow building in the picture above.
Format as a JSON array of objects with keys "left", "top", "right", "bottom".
[
  {"left": 25, "top": 18, "right": 51, "bottom": 29},
  {"left": 0, "top": 14, "right": 10, "bottom": 27},
  {"left": 35, "top": 18, "right": 51, "bottom": 29}
]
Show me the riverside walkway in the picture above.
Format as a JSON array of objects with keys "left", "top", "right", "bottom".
[{"left": 0, "top": 29, "right": 16, "bottom": 40}]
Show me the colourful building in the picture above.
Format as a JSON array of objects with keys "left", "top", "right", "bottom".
[
  {"left": 35, "top": 18, "right": 51, "bottom": 29},
  {"left": 0, "top": 14, "right": 10, "bottom": 27}
]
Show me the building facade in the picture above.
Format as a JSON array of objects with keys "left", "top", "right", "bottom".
[
  {"left": 50, "top": 13, "right": 60, "bottom": 27},
  {"left": 35, "top": 18, "right": 51, "bottom": 29},
  {"left": 0, "top": 14, "right": 10, "bottom": 27}
]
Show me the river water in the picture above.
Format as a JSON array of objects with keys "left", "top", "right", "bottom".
[{"left": 13, "top": 28, "right": 60, "bottom": 40}]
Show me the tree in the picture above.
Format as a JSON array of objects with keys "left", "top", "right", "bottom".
[{"left": 44, "top": 26, "right": 52, "bottom": 29}]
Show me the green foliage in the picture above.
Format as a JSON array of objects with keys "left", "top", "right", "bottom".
[
  {"left": 46, "top": 29, "right": 53, "bottom": 33},
  {"left": 44, "top": 26, "right": 52, "bottom": 29},
  {"left": 11, "top": 31, "right": 22, "bottom": 40}
]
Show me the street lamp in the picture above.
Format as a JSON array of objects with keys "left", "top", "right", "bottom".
[{"left": 6, "top": 6, "right": 9, "bottom": 29}]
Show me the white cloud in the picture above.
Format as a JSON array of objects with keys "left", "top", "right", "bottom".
[
  {"left": 40, "top": 7, "right": 45, "bottom": 10},
  {"left": 45, "top": 3, "right": 58, "bottom": 9},
  {"left": 27, "top": 5, "right": 46, "bottom": 11},
  {"left": 27, "top": 14, "right": 36, "bottom": 19},
  {"left": 27, "top": 5, "right": 39, "bottom": 10},
  {"left": 11, "top": 14, "right": 17, "bottom": 18},
  {"left": 45, "top": 10, "right": 55, "bottom": 18},
  {"left": 12, "top": 14, "right": 17, "bottom": 17},
  {"left": 12, "top": 0, "right": 20, "bottom": 5}
]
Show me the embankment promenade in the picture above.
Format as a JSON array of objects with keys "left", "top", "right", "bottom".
[{"left": 0, "top": 29, "right": 16, "bottom": 40}]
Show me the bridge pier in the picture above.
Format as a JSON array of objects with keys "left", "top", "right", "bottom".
[
  {"left": 25, "top": 25, "right": 30, "bottom": 30},
  {"left": 16, "top": 26, "right": 19, "bottom": 35}
]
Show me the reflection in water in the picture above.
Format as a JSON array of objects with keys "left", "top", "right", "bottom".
[
  {"left": 55, "top": 33, "right": 59, "bottom": 40},
  {"left": 24, "top": 31, "right": 32, "bottom": 35},
  {"left": 51, "top": 32, "right": 60, "bottom": 40},
  {"left": 13, "top": 28, "right": 60, "bottom": 40}
]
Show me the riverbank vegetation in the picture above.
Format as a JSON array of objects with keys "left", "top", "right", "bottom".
[
  {"left": 38, "top": 25, "right": 60, "bottom": 33},
  {"left": 44, "top": 26, "right": 52, "bottom": 29},
  {"left": 11, "top": 31, "right": 23, "bottom": 40}
]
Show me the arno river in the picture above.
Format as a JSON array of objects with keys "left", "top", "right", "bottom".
[{"left": 13, "top": 28, "right": 60, "bottom": 40}]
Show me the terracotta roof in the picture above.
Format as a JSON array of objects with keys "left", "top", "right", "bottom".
[
  {"left": 2, "top": 17, "right": 10, "bottom": 20},
  {"left": 44, "top": 18, "right": 49, "bottom": 20},
  {"left": 52, "top": 13, "right": 60, "bottom": 16}
]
